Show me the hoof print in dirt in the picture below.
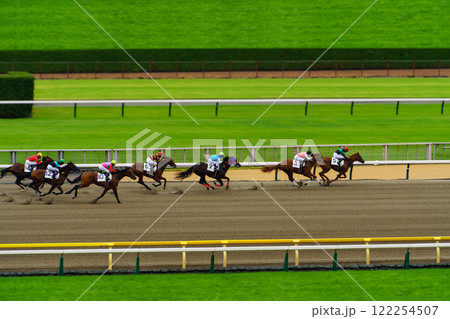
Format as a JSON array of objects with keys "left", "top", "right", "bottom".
[{"left": 170, "top": 189, "right": 183, "bottom": 195}]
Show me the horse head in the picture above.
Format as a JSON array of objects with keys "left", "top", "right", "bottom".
[
  {"left": 351, "top": 152, "right": 365, "bottom": 164},
  {"left": 223, "top": 156, "right": 241, "bottom": 167},
  {"left": 160, "top": 157, "right": 177, "bottom": 169},
  {"left": 65, "top": 162, "right": 80, "bottom": 173},
  {"left": 126, "top": 167, "right": 137, "bottom": 180}
]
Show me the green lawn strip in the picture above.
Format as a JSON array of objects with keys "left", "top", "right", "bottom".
[
  {"left": 0, "top": 269, "right": 447, "bottom": 301},
  {"left": 1, "top": 0, "right": 449, "bottom": 50},
  {"left": 34, "top": 78, "right": 450, "bottom": 100}
]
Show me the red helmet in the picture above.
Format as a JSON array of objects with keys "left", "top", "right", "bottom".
[
  {"left": 343, "top": 147, "right": 349, "bottom": 152},
  {"left": 157, "top": 152, "right": 163, "bottom": 157}
]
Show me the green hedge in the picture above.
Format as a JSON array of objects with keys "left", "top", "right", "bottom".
[
  {"left": 0, "top": 49, "right": 449, "bottom": 73},
  {"left": 0, "top": 72, "right": 34, "bottom": 118}
]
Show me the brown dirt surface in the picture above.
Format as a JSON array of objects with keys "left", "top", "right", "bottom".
[{"left": 0, "top": 175, "right": 449, "bottom": 272}]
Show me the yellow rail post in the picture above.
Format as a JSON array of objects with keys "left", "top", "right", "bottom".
[
  {"left": 293, "top": 240, "right": 300, "bottom": 266},
  {"left": 107, "top": 242, "right": 114, "bottom": 270},
  {"left": 435, "top": 237, "right": 441, "bottom": 263},
  {"left": 181, "top": 241, "right": 187, "bottom": 269},
  {"left": 221, "top": 240, "right": 228, "bottom": 268},
  {"left": 364, "top": 239, "right": 371, "bottom": 265}
]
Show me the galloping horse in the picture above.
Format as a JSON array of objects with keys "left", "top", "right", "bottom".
[
  {"left": 176, "top": 156, "right": 241, "bottom": 190},
  {"left": 29, "top": 162, "right": 79, "bottom": 196},
  {"left": 131, "top": 157, "right": 177, "bottom": 190},
  {"left": 317, "top": 152, "right": 365, "bottom": 185},
  {"left": 0, "top": 156, "right": 53, "bottom": 190},
  {"left": 260, "top": 156, "right": 318, "bottom": 187},
  {"left": 65, "top": 167, "right": 136, "bottom": 203}
]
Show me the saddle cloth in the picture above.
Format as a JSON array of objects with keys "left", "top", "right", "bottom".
[
  {"left": 293, "top": 159, "right": 301, "bottom": 169},
  {"left": 45, "top": 169, "right": 59, "bottom": 180},
  {"left": 207, "top": 163, "right": 216, "bottom": 172},
  {"left": 144, "top": 163, "right": 154, "bottom": 175},
  {"left": 24, "top": 164, "right": 33, "bottom": 173},
  {"left": 331, "top": 158, "right": 342, "bottom": 166},
  {"left": 97, "top": 173, "right": 111, "bottom": 182}
]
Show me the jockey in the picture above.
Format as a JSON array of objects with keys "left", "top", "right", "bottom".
[
  {"left": 47, "top": 159, "right": 65, "bottom": 179},
  {"left": 294, "top": 150, "right": 313, "bottom": 163},
  {"left": 25, "top": 153, "right": 43, "bottom": 171},
  {"left": 332, "top": 147, "right": 349, "bottom": 166},
  {"left": 99, "top": 160, "right": 117, "bottom": 180},
  {"left": 208, "top": 152, "right": 224, "bottom": 175},
  {"left": 146, "top": 152, "right": 163, "bottom": 172}
]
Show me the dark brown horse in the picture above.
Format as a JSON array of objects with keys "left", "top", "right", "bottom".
[
  {"left": 131, "top": 157, "right": 176, "bottom": 190},
  {"left": 317, "top": 152, "right": 365, "bottom": 185},
  {"left": 260, "top": 157, "right": 318, "bottom": 187},
  {"left": 176, "top": 156, "right": 241, "bottom": 190},
  {"left": 65, "top": 167, "right": 136, "bottom": 203},
  {"left": 0, "top": 156, "right": 53, "bottom": 190},
  {"left": 29, "top": 162, "right": 79, "bottom": 196}
]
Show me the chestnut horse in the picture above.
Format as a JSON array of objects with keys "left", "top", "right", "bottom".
[
  {"left": 176, "top": 156, "right": 241, "bottom": 190},
  {"left": 29, "top": 162, "right": 79, "bottom": 196},
  {"left": 0, "top": 156, "right": 53, "bottom": 190},
  {"left": 131, "top": 157, "right": 177, "bottom": 190},
  {"left": 260, "top": 157, "right": 318, "bottom": 187},
  {"left": 317, "top": 152, "right": 365, "bottom": 185},
  {"left": 65, "top": 167, "right": 136, "bottom": 203}
]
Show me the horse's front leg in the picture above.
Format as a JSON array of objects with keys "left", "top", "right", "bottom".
[
  {"left": 53, "top": 186, "right": 64, "bottom": 195},
  {"left": 93, "top": 187, "right": 110, "bottom": 203},
  {"left": 224, "top": 176, "right": 230, "bottom": 190},
  {"left": 215, "top": 178, "right": 223, "bottom": 187},
  {"left": 41, "top": 184, "right": 56, "bottom": 197}
]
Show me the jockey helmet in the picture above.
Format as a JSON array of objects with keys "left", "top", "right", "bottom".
[
  {"left": 307, "top": 150, "right": 312, "bottom": 155},
  {"left": 59, "top": 159, "right": 65, "bottom": 164},
  {"left": 157, "top": 152, "right": 163, "bottom": 157},
  {"left": 37, "top": 152, "right": 43, "bottom": 158},
  {"left": 219, "top": 152, "right": 224, "bottom": 156},
  {"left": 111, "top": 160, "right": 117, "bottom": 165},
  {"left": 343, "top": 147, "right": 349, "bottom": 152}
]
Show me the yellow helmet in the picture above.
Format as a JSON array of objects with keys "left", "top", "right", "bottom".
[
  {"left": 37, "top": 152, "right": 43, "bottom": 158},
  {"left": 111, "top": 160, "right": 117, "bottom": 165}
]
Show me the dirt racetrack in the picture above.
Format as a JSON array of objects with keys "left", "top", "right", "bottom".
[{"left": 0, "top": 176, "right": 449, "bottom": 272}]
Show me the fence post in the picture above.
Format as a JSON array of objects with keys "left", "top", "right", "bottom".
[
  {"left": 441, "top": 101, "right": 445, "bottom": 115},
  {"left": 181, "top": 244, "right": 187, "bottom": 269},
  {"left": 406, "top": 163, "right": 410, "bottom": 180},
  {"left": 67, "top": 61, "right": 70, "bottom": 79},
  {"left": 426, "top": 143, "right": 432, "bottom": 160},
  {"left": 210, "top": 252, "right": 215, "bottom": 273},
  {"left": 10, "top": 151, "right": 16, "bottom": 164},
  {"left": 283, "top": 251, "right": 289, "bottom": 272},
  {"left": 168, "top": 102, "right": 172, "bottom": 117},
  {"left": 135, "top": 253, "right": 140, "bottom": 274},
  {"left": 403, "top": 249, "right": 410, "bottom": 269},
  {"left": 365, "top": 240, "right": 370, "bottom": 265},
  {"left": 59, "top": 254, "right": 64, "bottom": 276},
  {"left": 332, "top": 250, "right": 338, "bottom": 271},
  {"left": 396, "top": 101, "right": 400, "bottom": 115},
  {"left": 304, "top": 101, "right": 308, "bottom": 116},
  {"left": 383, "top": 145, "right": 389, "bottom": 161},
  {"left": 215, "top": 102, "right": 219, "bottom": 116},
  {"left": 349, "top": 165, "right": 353, "bottom": 180},
  {"left": 74, "top": 103, "right": 77, "bottom": 118},
  {"left": 435, "top": 238, "right": 441, "bottom": 264},
  {"left": 121, "top": 61, "right": 124, "bottom": 79},
  {"left": 350, "top": 101, "right": 354, "bottom": 115},
  {"left": 121, "top": 102, "right": 125, "bottom": 117}
]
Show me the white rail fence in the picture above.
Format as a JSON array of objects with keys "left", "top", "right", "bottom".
[
  {"left": 1, "top": 142, "right": 450, "bottom": 167},
  {"left": 1, "top": 243, "right": 448, "bottom": 271}
]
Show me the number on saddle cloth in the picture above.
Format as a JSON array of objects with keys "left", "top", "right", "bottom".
[
  {"left": 292, "top": 159, "right": 301, "bottom": 169},
  {"left": 331, "top": 158, "right": 341, "bottom": 166},
  {"left": 24, "top": 164, "right": 33, "bottom": 173},
  {"left": 207, "top": 163, "right": 216, "bottom": 172},
  {"left": 45, "top": 169, "right": 59, "bottom": 180},
  {"left": 144, "top": 163, "right": 154, "bottom": 175},
  {"left": 97, "top": 172, "right": 110, "bottom": 182}
]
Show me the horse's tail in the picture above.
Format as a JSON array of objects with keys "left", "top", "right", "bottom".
[
  {"left": 0, "top": 167, "right": 10, "bottom": 179},
  {"left": 67, "top": 175, "right": 82, "bottom": 184},
  {"left": 260, "top": 164, "right": 279, "bottom": 173},
  {"left": 176, "top": 166, "right": 194, "bottom": 180}
]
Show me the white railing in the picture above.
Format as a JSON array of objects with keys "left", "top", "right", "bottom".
[{"left": 1, "top": 98, "right": 449, "bottom": 106}]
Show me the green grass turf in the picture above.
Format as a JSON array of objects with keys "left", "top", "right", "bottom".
[
  {"left": 1, "top": 0, "right": 449, "bottom": 50},
  {"left": 35, "top": 78, "right": 450, "bottom": 100},
  {"left": 0, "top": 269, "right": 448, "bottom": 301}
]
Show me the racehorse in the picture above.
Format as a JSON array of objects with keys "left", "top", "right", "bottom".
[
  {"left": 65, "top": 167, "right": 136, "bottom": 203},
  {"left": 260, "top": 156, "right": 318, "bottom": 187},
  {"left": 0, "top": 156, "right": 53, "bottom": 190},
  {"left": 317, "top": 152, "right": 365, "bottom": 185},
  {"left": 175, "top": 156, "right": 241, "bottom": 190},
  {"left": 131, "top": 157, "right": 177, "bottom": 190},
  {"left": 29, "top": 162, "right": 79, "bottom": 196}
]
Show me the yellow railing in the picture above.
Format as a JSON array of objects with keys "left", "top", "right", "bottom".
[{"left": 1, "top": 236, "right": 448, "bottom": 269}]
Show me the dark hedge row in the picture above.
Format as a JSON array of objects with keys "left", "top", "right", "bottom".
[
  {"left": 0, "top": 72, "right": 34, "bottom": 118},
  {"left": 0, "top": 49, "right": 449, "bottom": 73}
]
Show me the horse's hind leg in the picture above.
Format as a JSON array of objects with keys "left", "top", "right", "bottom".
[
  {"left": 138, "top": 175, "right": 151, "bottom": 190},
  {"left": 53, "top": 186, "right": 64, "bottom": 195},
  {"left": 65, "top": 185, "right": 80, "bottom": 198},
  {"left": 152, "top": 177, "right": 162, "bottom": 188},
  {"left": 41, "top": 185, "right": 56, "bottom": 197},
  {"left": 215, "top": 178, "right": 223, "bottom": 187}
]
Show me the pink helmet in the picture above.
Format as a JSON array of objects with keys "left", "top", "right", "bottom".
[{"left": 157, "top": 152, "right": 163, "bottom": 157}]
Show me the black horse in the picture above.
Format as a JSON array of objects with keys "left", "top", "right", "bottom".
[{"left": 176, "top": 156, "right": 241, "bottom": 190}]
